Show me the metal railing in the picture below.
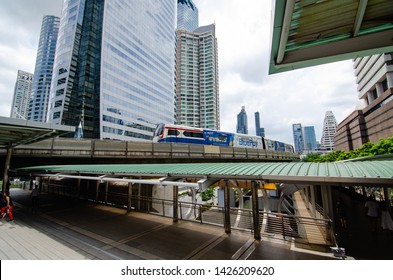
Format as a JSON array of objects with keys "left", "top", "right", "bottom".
[{"left": 39, "top": 182, "right": 335, "bottom": 246}]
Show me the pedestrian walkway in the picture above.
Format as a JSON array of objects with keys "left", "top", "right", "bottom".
[{"left": 0, "top": 188, "right": 336, "bottom": 260}]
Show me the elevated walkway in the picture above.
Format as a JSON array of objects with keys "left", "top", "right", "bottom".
[
  {"left": 0, "top": 188, "right": 335, "bottom": 260},
  {"left": 293, "top": 192, "right": 328, "bottom": 245}
]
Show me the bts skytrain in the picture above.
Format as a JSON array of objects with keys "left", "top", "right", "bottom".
[{"left": 152, "top": 123, "right": 294, "bottom": 152}]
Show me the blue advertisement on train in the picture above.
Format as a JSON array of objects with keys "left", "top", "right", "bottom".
[
  {"left": 204, "top": 130, "right": 234, "bottom": 146},
  {"left": 233, "top": 135, "right": 263, "bottom": 149}
]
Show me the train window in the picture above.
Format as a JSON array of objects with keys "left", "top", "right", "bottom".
[
  {"left": 167, "top": 129, "right": 180, "bottom": 136},
  {"left": 184, "top": 131, "right": 204, "bottom": 138}
]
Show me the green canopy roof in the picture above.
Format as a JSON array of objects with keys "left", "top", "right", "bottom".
[{"left": 18, "top": 160, "right": 393, "bottom": 187}]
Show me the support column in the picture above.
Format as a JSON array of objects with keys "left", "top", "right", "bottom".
[
  {"left": 321, "top": 185, "right": 330, "bottom": 219},
  {"left": 95, "top": 180, "right": 100, "bottom": 204},
  {"left": 105, "top": 182, "right": 109, "bottom": 204},
  {"left": 238, "top": 188, "right": 244, "bottom": 209},
  {"left": 326, "top": 186, "right": 334, "bottom": 219},
  {"left": 310, "top": 185, "right": 316, "bottom": 218},
  {"left": 383, "top": 187, "right": 391, "bottom": 214},
  {"left": 2, "top": 147, "right": 12, "bottom": 193},
  {"left": 127, "top": 182, "right": 133, "bottom": 212},
  {"left": 305, "top": 187, "right": 310, "bottom": 210},
  {"left": 224, "top": 180, "right": 231, "bottom": 234},
  {"left": 251, "top": 181, "right": 261, "bottom": 240},
  {"left": 76, "top": 178, "right": 81, "bottom": 199},
  {"left": 173, "top": 185, "right": 179, "bottom": 223}
]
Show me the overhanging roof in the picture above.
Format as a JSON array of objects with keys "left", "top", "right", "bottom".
[
  {"left": 18, "top": 160, "right": 393, "bottom": 187},
  {"left": 0, "top": 116, "right": 75, "bottom": 149},
  {"left": 269, "top": 0, "right": 393, "bottom": 74}
]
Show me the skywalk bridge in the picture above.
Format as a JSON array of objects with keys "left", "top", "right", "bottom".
[{"left": 0, "top": 138, "right": 299, "bottom": 170}]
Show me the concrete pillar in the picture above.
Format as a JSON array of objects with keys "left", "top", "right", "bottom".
[
  {"left": 305, "top": 187, "right": 310, "bottom": 210},
  {"left": 2, "top": 147, "right": 12, "bottom": 193},
  {"left": 173, "top": 185, "right": 178, "bottom": 223},
  {"left": 387, "top": 72, "right": 393, "bottom": 89},
  {"left": 251, "top": 181, "right": 261, "bottom": 240},
  {"left": 383, "top": 187, "right": 391, "bottom": 214},
  {"left": 310, "top": 185, "right": 316, "bottom": 218},
  {"left": 238, "top": 188, "right": 244, "bottom": 209},
  {"left": 223, "top": 181, "right": 231, "bottom": 234},
  {"left": 376, "top": 82, "right": 384, "bottom": 96}
]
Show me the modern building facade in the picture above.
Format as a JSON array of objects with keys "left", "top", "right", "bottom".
[
  {"left": 175, "top": 23, "right": 220, "bottom": 130},
  {"left": 28, "top": 15, "right": 60, "bottom": 122},
  {"left": 47, "top": 0, "right": 176, "bottom": 140},
  {"left": 10, "top": 70, "right": 33, "bottom": 120},
  {"left": 177, "top": 0, "right": 198, "bottom": 32},
  {"left": 236, "top": 106, "right": 248, "bottom": 134},
  {"left": 321, "top": 111, "right": 337, "bottom": 151},
  {"left": 335, "top": 53, "right": 393, "bottom": 151},
  {"left": 255, "top": 112, "right": 265, "bottom": 137},
  {"left": 292, "top": 123, "right": 303, "bottom": 153},
  {"left": 303, "top": 126, "right": 317, "bottom": 151}
]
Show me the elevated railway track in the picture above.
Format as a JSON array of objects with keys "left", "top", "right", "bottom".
[{"left": 0, "top": 138, "right": 299, "bottom": 172}]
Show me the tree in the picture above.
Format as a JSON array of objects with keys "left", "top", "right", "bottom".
[{"left": 301, "top": 136, "right": 393, "bottom": 162}]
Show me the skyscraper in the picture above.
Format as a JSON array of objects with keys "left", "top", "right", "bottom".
[
  {"left": 47, "top": 0, "right": 176, "bottom": 140},
  {"left": 255, "top": 112, "right": 265, "bottom": 137},
  {"left": 292, "top": 123, "right": 303, "bottom": 153},
  {"left": 303, "top": 126, "right": 317, "bottom": 151},
  {"left": 237, "top": 106, "right": 248, "bottom": 134},
  {"left": 10, "top": 70, "right": 33, "bottom": 120},
  {"left": 28, "top": 15, "right": 60, "bottom": 122},
  {"left": 335, "top": 53, "right": 393, "bottom": 151},
  {"left": 177, "top": 0, "right": 198, "bottom": 32},
  {"left": 321, "top": 111, "right": 337, "bottom": 151},
  {"left": 175, "top": 21, "right": 219, "bottom": 130}
]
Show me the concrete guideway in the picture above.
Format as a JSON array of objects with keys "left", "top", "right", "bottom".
[{"left": 0, "top": 189, "right": 336, "bottom": 260}]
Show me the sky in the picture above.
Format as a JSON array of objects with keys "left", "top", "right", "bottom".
[{"left": 0, "top": 0, "right": 362, "bottom": 145}]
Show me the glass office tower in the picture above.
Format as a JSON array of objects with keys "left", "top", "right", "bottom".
[
  {"left": 303, "top": 126, "right": 317, "bottom": 151},
  {"left": 237, "top": 106, "right": 248, "bottom": 134},
  {"left": 28, "top": 15, "right": 60, "bottom": 122},
  {"left": 255, "top": 112, "right": 265, "bottom": 137},
  {"left": 10, "top": 70, "right": 33, "bottom": 119},
  {"left": 177, "top": 0, "right": 199, "bottom": 32},
  {"left": 292, "top": 123, "right": 303, "bottom": 153},
  {"left": 48, "top": 0, "right": 176, "bottom": 140}
]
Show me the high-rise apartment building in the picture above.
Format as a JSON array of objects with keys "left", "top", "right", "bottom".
[
  {"left": 292, "top": 123, "right": 303, "bottom": 153},
  {"left": 177, "top": 0, "right": 198, "bottom": 32},
  {"left": 303, "top": 126, "right": 317, "bottom": 151},
  {"left": 10, "top": 70, "right": 33, "bottom": 119},
  {"left": 321, "top": 111, "right": 337, "bottom": 151},
  {"left": 255, "top": 112, "right": 265, "bottom": 137},
  {"left": 28, "top": 15, "right": 60, "bottom": 122},
  {"left": 175, "top": 24, "right": 219, "bottom": 130},
  {"left": 236, "top": 106, "right": 248, "bottom": 134},
  {"left": 335, "top": 53, "right": 393, "bottom": 151},
  {"left": 47, "top": 0, "right": 176, "bottom": 140}
]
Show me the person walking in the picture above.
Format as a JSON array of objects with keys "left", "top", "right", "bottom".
[
  {"left": 380, "top": 202, "right": 393, "bottom": 234},
  {"left": 365, "top": 196, "right": 380, "bottom": 233},
  {"left": 1, "top": 191, "right": 14, "bottom": 221},
  {"left": 30, "top": 186, "right": 39, "bottom": 213},
  {"left": 336, "top": 198, "right": 348, "bottom": 229}
]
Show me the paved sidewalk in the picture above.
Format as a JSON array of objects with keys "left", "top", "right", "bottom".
[{"left": 0, "top": 188, "right": 336, "bottom": 260}]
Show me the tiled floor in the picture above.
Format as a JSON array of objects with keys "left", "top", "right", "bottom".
[{"left": 0, "top": 188, "right": 337, "bottom": 260}]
